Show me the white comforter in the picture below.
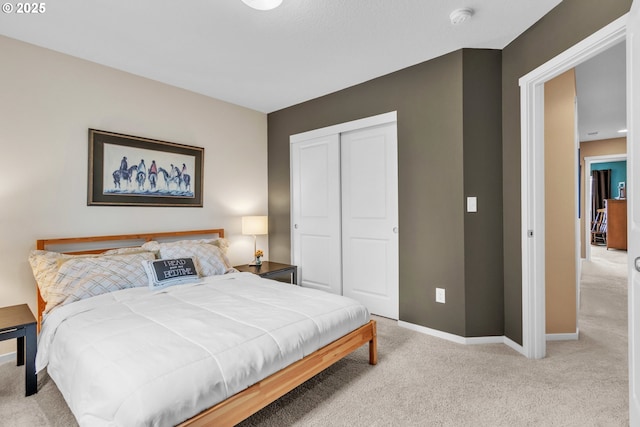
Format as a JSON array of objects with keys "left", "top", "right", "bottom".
[{"left": 37, "top": 272, "right": 369, "bottom": 427}]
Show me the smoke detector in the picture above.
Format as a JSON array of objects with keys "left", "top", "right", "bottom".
[
  {"left": 241, "top": 0, "right": 282, "bottom": 10},
  {"left": 450, "top": 8, "right": 474, "bottom": 25}
]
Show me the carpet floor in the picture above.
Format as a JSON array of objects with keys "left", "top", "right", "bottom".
[{"left": 0, "top": 245, "right": 629, "bottom": 426}]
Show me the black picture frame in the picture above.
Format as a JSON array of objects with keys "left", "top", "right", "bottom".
[{"left": 88, "top": 129, "right": 204, "bottom": 207}]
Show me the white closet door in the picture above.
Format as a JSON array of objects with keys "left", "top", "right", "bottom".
[
  {"left": 341, "top": 123, "right": 399, "bottom": 319},
  {"left": 291, "top": 135, "right": 342, "bottom": 294}
]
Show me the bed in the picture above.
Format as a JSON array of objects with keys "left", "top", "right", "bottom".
[{"left": 30, "top": 229, "right": 377, "bottom": 426}]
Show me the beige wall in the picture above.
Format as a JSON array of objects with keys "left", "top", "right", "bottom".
[
  {"left": 579, "top": 137, "right": 627, "bottom": 258},
  {"left": 0, "top": 36, "right": 268, "bottom": 356},
  {"left": 544, "top": 69, "right": 577, "bottom": 335}
]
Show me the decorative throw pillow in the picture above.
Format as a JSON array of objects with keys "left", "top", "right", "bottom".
[
  {"left": 142, "top": 257, "right": 200, "bottom": 290},
  {"left": 45, "top": 252, "right": 156, "bottom": 313},
  {"left": 141, "top": 240, "right": 233, "bottom": 276}
]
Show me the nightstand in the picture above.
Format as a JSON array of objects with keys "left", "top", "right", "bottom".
[
  {"left": 234, "top": 261, "right": 298, "bottom": 284},
  {"left": 0, "top": 304, "right": 37, "bottom": 396}
]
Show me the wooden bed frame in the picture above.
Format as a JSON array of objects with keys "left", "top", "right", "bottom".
[{"left": 35, "top": 229, "right": 377, "bottom": 427}]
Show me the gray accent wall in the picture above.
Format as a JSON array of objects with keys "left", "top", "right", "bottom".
[
  {"left": 463, "top": 49, "right": 504, "bottom": 336},
  {"left": 268, "top": 49, "right": 503, "bottom": 338},
  {"left": 501, "top": 0, "right": 632, "bottom": 345}
]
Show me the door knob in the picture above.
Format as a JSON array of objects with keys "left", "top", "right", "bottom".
[
  {"left": 294, "top": 224, "right": 299, "bottom": 229},
  {"left": 393, "top": 227, "right": 398, "bottom": 233},
  {"left": 635, "top": 257, "right": 640, "bottom": 272}
]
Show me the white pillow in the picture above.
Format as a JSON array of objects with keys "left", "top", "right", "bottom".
[{"left": 142, "top": 257, "right": 200, "bottom": 290}]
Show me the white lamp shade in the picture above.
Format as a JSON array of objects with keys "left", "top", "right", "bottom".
[
  {"left": 242, "top": 216, "right": 268, "bottom": 235},
  {"left": 241, "top": 0, "right": 282, "bottom": 11}
]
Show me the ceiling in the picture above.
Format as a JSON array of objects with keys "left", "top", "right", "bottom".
[
  {"left": 0, "top": 0, "right": 626, "bottom": 141},
  {"left": 575, "top": 41, "right": 627, "bottom": 142},
  {"left": 0, "top": 0, "right": 563, "bottom": 113}
]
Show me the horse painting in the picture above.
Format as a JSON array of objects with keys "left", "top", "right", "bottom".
[
  {"left": 136, "top": 160, "right": 147, "bottom": 190},
  {"left": 158, "top": 167, "right": 182, "bottom": 190},
  {"left": 92, "top": 130, "right": 200, "bottom": 206},
  {"left": 148, "top": 171, "right": 157, "bottom": 190},
  {"left": 136, "top": 170, "right": 146, "bottom": 190},
  {"left": 108, "top": 157, "right": 193, "bottom": 197},
  {"left": 112, "top": 165, "right": 138, "bottom": 189},
  {"left": 181, "top": 163, "right": 191, "bottom": 191}
]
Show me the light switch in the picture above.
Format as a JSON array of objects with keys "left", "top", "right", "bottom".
[{"left": 467, "top": 196, "right": 477, "bottom": 213}]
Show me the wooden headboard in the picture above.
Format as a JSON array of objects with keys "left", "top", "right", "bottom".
[{"left": 35, "top": 229, "right": 225, "bottom": 330}]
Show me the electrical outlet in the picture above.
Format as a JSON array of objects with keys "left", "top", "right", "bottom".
[{"left": 436, "top": 288, "right": 446, "bottom": 304}]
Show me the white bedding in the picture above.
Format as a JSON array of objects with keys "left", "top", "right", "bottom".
[{"left": 37, "top": 272, "right": 370, "bottom": 427}]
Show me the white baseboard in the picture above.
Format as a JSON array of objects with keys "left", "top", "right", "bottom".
[
  {"left": 503, "top": 336, "right": 526, "bottom": 356},
  {"left": 0, "top": 351, "right": 16, "bottom": 365},
  {"left": 398, "top": 321, "right": 503, "bottom": 345},
  {"left": 546, "top": 329, "right": 579, "bottom": 341},
  {"left": 398, "top": 321, "right": 578, "bottom": 356},
  {"left": 464, "top": 335, "right": 505, "bottom": 345},
  {"left": 398, "top": 320, "right": 467, "bottom": 344},
  {"left": 398, "top": 320, "right": 528, "bottom": 357}
]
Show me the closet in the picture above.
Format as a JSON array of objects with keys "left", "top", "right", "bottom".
[{"left": 290, "top": 112, "right": 399, "bottom": 319}]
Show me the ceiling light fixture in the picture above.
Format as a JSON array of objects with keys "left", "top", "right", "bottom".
[
  {"left": 618, "top": 128, "right": 628, "bottom": 133},
  {"left": 241, "top": 0, "right": 282, "bottom": 11},
  {"left": 449, "top": 8, "right": 474, "bottom": 25}
]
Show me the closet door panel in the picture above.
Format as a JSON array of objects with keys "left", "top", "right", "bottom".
[
  {"left": 341, "top": 123, "right": 399, "bottom": 319},
  {"left": 291, "top": 135, "right": 342, "bottom": 294}
]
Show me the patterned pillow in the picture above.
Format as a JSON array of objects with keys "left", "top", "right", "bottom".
[
  {"left": 142, "top": 257, "right": 200, "bottom": 290},
  {"left": 141, "top": 240, "right": 233, "bottom": 276},
  {"left": 28, "top": 249, "right": 156, "bottom": 305},
  {"left": 45, "top": 252, "right": 155, "bottom": 313},
  {"left": 29, "top": 250, "right": 80, "bottom": 304}
]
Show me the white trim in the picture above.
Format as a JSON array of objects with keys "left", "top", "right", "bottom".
[
  {"left": 504, "top": 336, "right": 526, "bottom": 356},
  {"left": 0, "top": 351, "right": 16, "bottom": 365},
  {"left": 398, "top": 321, "right": 467, "bottom": 344},
  {"left": 519, "top": 14, "right": 627, "bottom": 360},
  {"left": 465, "top": 335, "right": 507, "bottom": 345},
  {"left": 398, "top": 321, "right": 530, "bottom": 354},
  {"left": 290, "top": 111, "right": 397, "bottom": 144},
  {"left": 574, "top": 99, "right": 581, "bottom": 353},
  {"left": 546, "top": 330, "right": 579, "bottom": 341}
]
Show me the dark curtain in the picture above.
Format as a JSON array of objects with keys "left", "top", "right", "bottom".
[{"left": 591, "top": 169, "right": 611, "bottom": 222}]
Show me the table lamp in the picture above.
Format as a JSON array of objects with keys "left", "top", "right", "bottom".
[{"left": 242, "top": 216, "right": 268, "bottom": 265}]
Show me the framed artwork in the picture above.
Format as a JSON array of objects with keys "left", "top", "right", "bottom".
[{"left": 88, "top": 129, "right": 204, "bottom": 207}]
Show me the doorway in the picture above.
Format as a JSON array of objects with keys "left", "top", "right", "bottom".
[{"left": 519, "top": 14, "right": 627, "bottom": 360}]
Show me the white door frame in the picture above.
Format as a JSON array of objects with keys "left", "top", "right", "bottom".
[
  {"left": 584, "top": 154, "right": 627, "bottom": 262},
  {"left": 519, "top": 15, "right": 627, "bottom": 359}
]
